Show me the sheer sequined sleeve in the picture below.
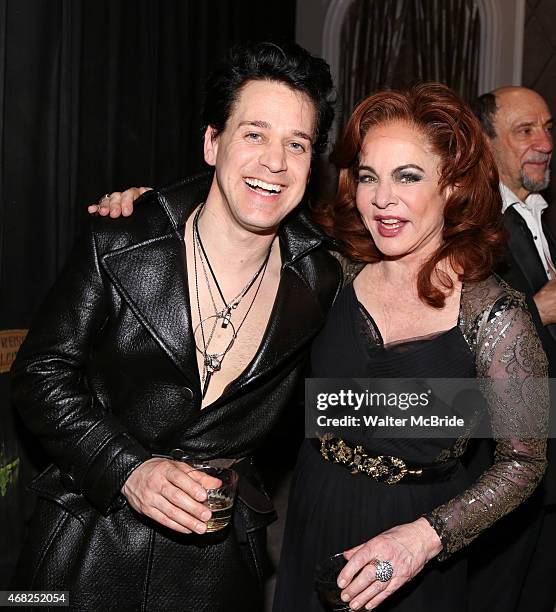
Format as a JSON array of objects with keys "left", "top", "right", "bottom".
[{"left": 424, "top": 280, "right": 548, "bottom": 559}]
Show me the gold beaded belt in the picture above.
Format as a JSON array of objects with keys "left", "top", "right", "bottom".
[{"left": 315, "top": 436, "right": 459, "bottom": 485}]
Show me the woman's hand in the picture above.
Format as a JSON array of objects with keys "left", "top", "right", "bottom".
[
  {"left": 337, "top": 517, "right": 443, "bottom": 610},
  {"left": 87, "top": 187, "right": 151, "bottom": 217},
  {"left": 121, "top": 458, "right": 221, "bottom": 535}
]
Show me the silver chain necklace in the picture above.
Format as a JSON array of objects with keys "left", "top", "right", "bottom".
[{"left": 192, "top": 205, "right": 272, "bottom": 398}]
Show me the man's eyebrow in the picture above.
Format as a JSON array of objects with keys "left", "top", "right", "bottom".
[
  {"left": 292, "top": 130, "right": 313, "bottom": 142},
  {"left": 238, "top": 121, "right": 313, "bottom": 142},
  {"left": 514, "top": 118, "right": 554, "bottom": 129},
  {"left": 238, "top": 120, "right": 271, "bottom": 129},
  {"left": 515, "top": 121, "right": 535, "bottom": 129}
]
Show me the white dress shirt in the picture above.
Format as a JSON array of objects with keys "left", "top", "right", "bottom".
[{"left": 500, "top": 182, "right": 556, "bottom": 279}]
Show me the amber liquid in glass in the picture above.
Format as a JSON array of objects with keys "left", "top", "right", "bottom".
[{"left": 206, "top": 498, "right": 233, "bottom": 532}]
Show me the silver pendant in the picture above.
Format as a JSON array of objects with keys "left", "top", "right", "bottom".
[{"left": 205, "top": 353, "right": 222, "bottom": 372}]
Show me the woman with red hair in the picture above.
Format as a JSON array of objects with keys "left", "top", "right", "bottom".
[{"left": 273, "top": 83, "right": 548, "bottom": 611}]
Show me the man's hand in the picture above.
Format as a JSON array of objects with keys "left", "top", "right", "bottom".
[
  {"left": 121, "top": 458, "right": 220, "bottom": 535},
  {"left": 337, "top": 518, "right": 442, "bottom": 610},
  {"left": 534, "top": 279, "right": 556, "bottom": 325},
  {"left": 88, "top": 187, "right": 151, "bottom": 218}
]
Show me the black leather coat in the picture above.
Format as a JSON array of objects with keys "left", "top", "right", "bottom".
[{"left": 11, "top": 173, "right": 342, "bottom": 611}]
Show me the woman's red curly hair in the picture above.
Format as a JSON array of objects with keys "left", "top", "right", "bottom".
[{"left": 314, "top": 82, "right": 505, "bottom": 308}]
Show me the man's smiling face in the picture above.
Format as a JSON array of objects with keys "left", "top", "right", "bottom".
[
  {"left": 491, "top": 87, "right": 553, "bottom": 201},
  {"left": 203, "top": 79, "right": 316, "bottom": 234}
]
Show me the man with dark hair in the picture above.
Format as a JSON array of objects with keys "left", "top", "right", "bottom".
[
  {"left": 472, "top": 86, "right": 556, "bottom": 612},
  {"left": 12, "top": 41, "right": 341, "bottom": 611}
]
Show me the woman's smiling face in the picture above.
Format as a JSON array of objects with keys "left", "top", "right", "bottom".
[{"left": 355, "top": 121, "right": 447, "bottom": 261}]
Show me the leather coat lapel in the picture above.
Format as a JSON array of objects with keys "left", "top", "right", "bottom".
[
  {"left": 99, "top": 175, "right": 213, "bottom": 390},
  {"left": 222, "top": 265, "right": 324, "bottom": 400},
  {"left": 102, "top": 232, "right": 201, "bottom": 392},
  {"left": 221, "top": 211, "right": 328, "bottom": 401}
]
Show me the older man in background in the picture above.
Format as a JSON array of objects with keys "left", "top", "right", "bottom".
[{"left": 474, "top": 86, "right": 556, "bottom": 612}]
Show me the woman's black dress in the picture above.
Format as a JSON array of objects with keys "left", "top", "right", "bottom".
[{"left": 273, "top": 278, "right": 548, "bottom": 612}]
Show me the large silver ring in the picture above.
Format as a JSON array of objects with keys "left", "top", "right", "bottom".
[{"left": 372, "top": 559, "right": 393, "bottom": 582}]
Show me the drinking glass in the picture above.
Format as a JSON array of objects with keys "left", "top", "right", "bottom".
[
  {"left": 188, "top": 464, "right": 239, "bottom": 532},
  {"left": 315, "top": 552, "right": 352, "bottom": 611}
]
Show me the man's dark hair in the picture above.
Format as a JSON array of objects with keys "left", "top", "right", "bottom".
[
  {"left": 202, "top": 41, "right": 335, "bottom": 155},
  {"left": 472, "top": 92, "right": 498, "bottom": 139}
]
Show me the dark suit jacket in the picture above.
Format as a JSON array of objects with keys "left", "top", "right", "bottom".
[
  {"left": 500, "top": 205, "right": 556, "bottom": 351},
  {"left": 497, "top": 204, "right": 556, "bottom": 504},
  {"left": 10, "top": 173, "right": 343, "bottom": 611}
]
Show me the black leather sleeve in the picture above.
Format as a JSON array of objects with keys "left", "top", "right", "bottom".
[{"left": 11, "top": 221, "right": 151, "bottom": 515}]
